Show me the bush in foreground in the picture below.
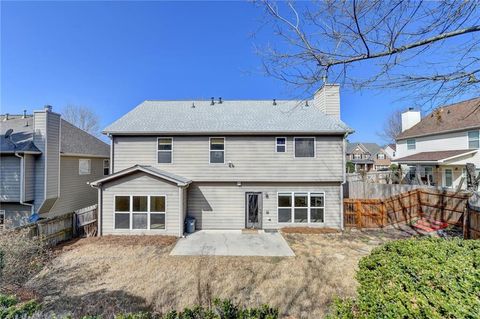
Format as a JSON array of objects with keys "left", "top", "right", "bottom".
[{"left": 328, "top": 238, "right": 480, "bottom": 319}]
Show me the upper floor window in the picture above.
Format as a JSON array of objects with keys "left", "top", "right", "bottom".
[
  {"left": 353, "top": 154, "right": 361, "bottom": 160},
  {"left": 294, "top": 137, "right": 315, "bottom": 158},
  {"left": 468, "top": 130, "right": 479, "bottom": 149},
  {"left": 210, "top": 137, "right": 225, "bottom": 164},
  {"left": 157, "top": 137, "right": 173, "bottom": 163},
  {"left": 275, "top": 137, "right": 286, "bottom": 153},
  {"left": 103, "top": 159, "right": 110, "bottom": 175},
  {"left": 79, "top": 159, "right": 91, "bottom": 175},
  {"left": 407, "top": 139, "right": 416, "bottom": 150},
  {"left": 363, "top": 154, "right": 370, "bottom": 159},
  {"left": 377, "top": 153, "right": 385, "bottom": 160}
]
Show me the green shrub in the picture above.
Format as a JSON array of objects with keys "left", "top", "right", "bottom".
[
  {"left": 328, "top": 238, "right": 480, "bottom": 319},
  {"left": 0, "top": 294, "right": 40, "bottom": 319}
]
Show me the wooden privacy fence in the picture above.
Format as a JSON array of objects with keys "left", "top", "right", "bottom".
[
  {"left": 344, "top": 189, "right": 470, "bottom": 229},
  {"left": 465, "top": 206, "right": 480, "bottom": 239}
]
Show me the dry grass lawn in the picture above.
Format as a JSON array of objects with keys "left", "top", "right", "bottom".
[{"left": 27, "top": 229, "right": 413, "bottom": 318}]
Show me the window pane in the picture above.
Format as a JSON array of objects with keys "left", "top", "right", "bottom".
[
  {"left": 407, "top": 139, "right": 416, "bottom": 150},
  {"left": 278, "top": 194, "right": 292, "bottom": 207},
  {"left": 469, "top": 140, "right": 479, "bottom": 149},
  {"left": 276, "top": 138, "right": 286, "bottom": 145},
  {"left": 294, "top": 194, "right": 308, "bottom": 207},
  {"left": 445, "top": 170, "right": 453, "bottom": 187},
  {"left": 294, "top": 208, "right": 308, "bottom": 223},
  {"left": 104, "top": 168, "right": 109, "bottom": 175},
  {"left": 210, "top": 151, "right": 224, "bottom": 163},
  {"left": 310, "top": 194, "right": 324, "bottom": 207},
  {"left": 295, "top": 138, "right": 314, "bottom": 157},
  {"left": 210, "top": 138, "right": 224, "bottom": 150},
  {"left": 79, "top": 159, "right": 91, "bottom": 175},
  {"left": 132, "top": 196, "right": 148, "bottom": 212},
  {"left": 132, "top": 213, "right": 147, "bottom": 229},
  {"left": 115, "top": 213, "right": 129, "bottom": 229},
  {"left": 278, "top": 208, "right": 292, "bottom": 223},
  {"left": 150, "top": 213, "right": 165, "bottom": 229},
  {"left": 158, "top": 144, "right": 172, "bottom": 151},
  {"left": 158, "top": 151, "right": 172, "bottom": 163},
  {"left": 150, "top": 196, "right": 165, "bottom": 212},
  {"left": 310, "top": 208, "right": 324, "bottom": 223},
  {"left": 276, "top": 145, "right": 286, "bottom": 153},
  {"left": 115, "top": 196, "right": 130, "bottom": 212}
]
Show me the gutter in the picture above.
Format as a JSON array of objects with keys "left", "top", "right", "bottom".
[{"left": 14, "top": 152, "right": 34, "bottom": 215}]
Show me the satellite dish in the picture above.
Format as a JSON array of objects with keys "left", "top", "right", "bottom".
[{"left": 4, "top": 129, "right": 13, "bottom": 139}]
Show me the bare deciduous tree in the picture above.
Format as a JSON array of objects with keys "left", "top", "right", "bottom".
[
  {"left": 62, "top": 105, "right": 100, "bottom": 136},
  {"left": 257, "top": 1, "right": 480, "bottom": 106},
  {"left": 377, "top": 109, "right": 402, "bottom": 143}
]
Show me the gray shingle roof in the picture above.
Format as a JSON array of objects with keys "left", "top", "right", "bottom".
[
  {"left": 103, "top": 100, "right": 353, "bottom": 134},
  {"left": 346, "top": 142, "right": 382, "bottom": 155},
  {"left": 0, "top": 115, "right": 109, "bottom": 157}
]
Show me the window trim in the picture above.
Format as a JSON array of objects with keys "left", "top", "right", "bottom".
[
  {"left": 103, "top": 159, "right": 110, "bottom": 176},
  {"left": 407, "top": 138, "right": 416, "bottom": 150},
  {"left": 275, "top": 137, "right": 287, "bottom": 153},
  {"left": 468, "top": 130, "right": 479, "bottom": 149},
  {"left": 277, "top": 191, "right": 325, "bottom": 224},
  {"left": 157, "top": 137, "right": 173, "bottom": 164},
  {"left": 113, "top": 194, "right": 167, "bottom": 231},
  {"left": 209, "top": 137, "right": 225, "bottom": 164},
  {"left": 79, "top": 158, "right": 91, "bottom": 175},
  {"left": 377, "top": 153, "right": 385, "bottom": 160},
  {"left": 444, "top": 169, "right": 453, "bottom": 188},
  {"left": 293, "top": 137, "right": 316, "bottom": 159}
]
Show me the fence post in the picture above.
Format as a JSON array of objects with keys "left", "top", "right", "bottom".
[
  {"left": 463, "top": 205, "right": 469, "bottom": 239},
  {"left": 356, "top": 200, "right": 362, "bottom": 229}
]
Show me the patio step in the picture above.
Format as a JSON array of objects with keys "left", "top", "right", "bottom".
[{"left": 242, "top": 229, "right": 260, "bottom": 234}]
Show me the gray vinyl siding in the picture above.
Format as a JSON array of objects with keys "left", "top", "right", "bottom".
[
  {"left": 49, "top": 156, "right": 105, "bottom": 217},
  {"left": 45, "top": 112, "right": 60, "bottom": 199},
  {"left": 33, "top": 111, "right": 46, "bottom": 211},
  {"left": 0, "top": 155, "right": 21, "bottom": 202},
  {"left": 0, "top": 202, "right": 31, "bottom": 228},
  {"left": 113, "top": 135, "right": 344, "bottom": 181},
  {"left": 101, "top": 172, "right": 180, "bottom": 236},
  {"left": 24, "top": 154, "right": 35, "bottom": 201},
  {"left": 187, "top": 182, "right": 342, "bottom": 230}
]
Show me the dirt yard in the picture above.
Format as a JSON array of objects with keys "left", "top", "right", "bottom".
[{"left": 26, "top": 229, "right": 415, "bottom": 318}]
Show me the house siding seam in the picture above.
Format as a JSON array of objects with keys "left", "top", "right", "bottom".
[{"left": 113, "top": 135, "right": 344, "bottom": 181}]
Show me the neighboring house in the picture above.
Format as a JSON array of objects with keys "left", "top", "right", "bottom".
[
  {"left": 346, "top": 142, "right": 391, "bottom": 172},
  {"left": 0, "top": 106, "right": 110, "bottom": 228},
  {"left": 384, "top": 144, "right": 396, "bottom": 160},
  {"left": 394, "top": 98, "right": 480, "bottom": 189},
  {"left": 90, "top": 84, "right": 353, "bottom": 237}
]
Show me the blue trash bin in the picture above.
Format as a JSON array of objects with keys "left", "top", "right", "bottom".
[{"left": 185, "top": 217, "right": 196, "bottom": 234}]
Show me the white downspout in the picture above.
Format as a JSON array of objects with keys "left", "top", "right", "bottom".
[
  {"left": 14, "top": 152, "right": 34, "bottom": 215},
  {"left": 340, "top": 133, "right": 348, "bottom": 231}
]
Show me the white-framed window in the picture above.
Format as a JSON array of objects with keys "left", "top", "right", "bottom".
[
  {"left": 468, "top": 130, "right": 479, "bottom": 149},
  {"left": 0, "top": 210, "right": 4, "bottom": 230},
  {"left": 407, "top": 139, "right": 416, "bottom": 150},
  {"left": 79, "top": 159, "right": 91, "bottom": 175},
  {"left": 377, "top": 153, "right": 385, "bottom": 159},
  {"left": 157, "top": 137, "right": 173, "bottom": 163},
  {"left": 209, "top": 137, "right": 225, "bottom": 164},
  {"left": 444, "top": 169, "right": 453, "bottom": 188},
  {"left": 277, "top": 192, "right": 325, "bottom": 224},
  {"left": 353, "top": 154, "right": 361, "bottom": 160},
  {"left": 114, "top": 195, "right": 166, "bottom": 230},
  {"left": 275, "top": 137, "right": 286, "bottom": 153},
  {"left": 103, "top": 159, "right": 110, "bottom": 175},
  {"left": 294, "top": 137, "right": 315, "bottom": 158}
]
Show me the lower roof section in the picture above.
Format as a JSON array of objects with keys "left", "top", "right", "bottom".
[{"left": 394, "top": 149, "right": 477, "bottom": 164}]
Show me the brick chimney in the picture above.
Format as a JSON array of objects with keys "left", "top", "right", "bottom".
[{"left": 313, "top": 84, "right": 340, "bottom": 119}]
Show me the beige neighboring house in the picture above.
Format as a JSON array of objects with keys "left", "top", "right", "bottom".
[
  {"left": 0, "top": 106, "right": 110, "bottom": 228},
  {"left": 346, "top": 142, "right": 391, "bottom": 172},
  {"left": 91, "top": 84, "right": 353, "bottom": 237},
  {"left": 394, "top": 98, "right": 480, "bottom": 189},
  {"left": 384, "top": 144, "right": 396, "bottom": 160}
]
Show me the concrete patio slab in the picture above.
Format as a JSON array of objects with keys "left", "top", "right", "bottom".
[{"left": 170, "top": 230, "right": 295, "bottom": 256}]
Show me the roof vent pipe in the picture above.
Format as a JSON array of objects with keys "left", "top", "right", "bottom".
[
  {"left": 273, "top": 99, "right": 277, "bottom": 106},
  {"left": 305, "top": 100, "right": 309, "bottom": 107},
  {"left": 191, "top": 102, "right": 195, "bottom": 108},
  {"left": 218, "top": 97, "right": 223, "bottom": 104},
  {"left": 408, "top": 107, "right": 414, "bottom": 111},
  {"left": 4, "top": 113, "right": 9, "bottom": 121},
  {"left": 210, "top": 97, "right": 215, "bottom": 105},
  {"left": 22, "top": 110, "right": 27, "bottom": 118},
  {"left": 44, "top": 105, "right": 52, "bottom": 112}
]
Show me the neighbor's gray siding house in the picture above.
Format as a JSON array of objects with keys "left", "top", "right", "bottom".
[
  {"left": 91, "top": 84, "right": 353, "bottom": 237},
  {"left": 0, "top": 106, "right": 110, "bottom": 228}
]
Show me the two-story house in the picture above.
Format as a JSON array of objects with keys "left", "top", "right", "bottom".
[
  {"left": 0, "top": 106, "right": 110, "bottom": 228},
  {"left": 346, "top": 142, "right": 391, "bottom": 172},
  {"left": 394, "top": 98, "right": 480, "bottom": 189},
  {"left": 90, "top": 84, "right": 353, "bottom": 237}
]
